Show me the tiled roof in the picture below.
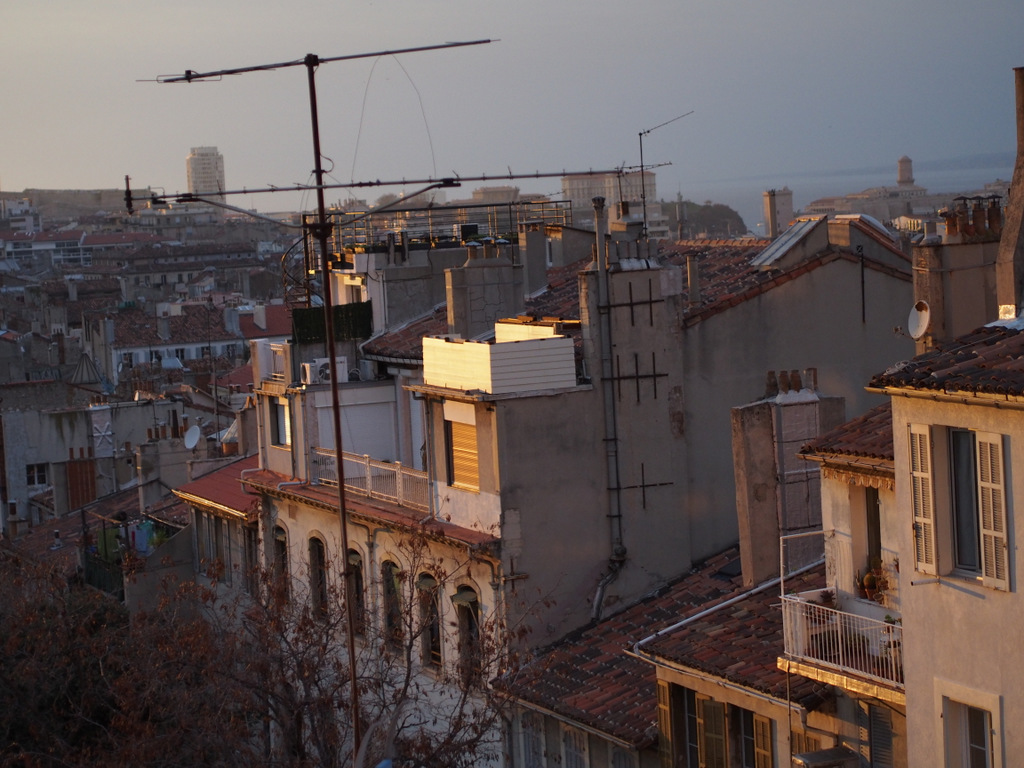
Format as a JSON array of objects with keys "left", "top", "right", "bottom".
[
  {"left": 869, "top": 323, "right": 1024, "bottom": 397},
  {"left": 174, "top": 456, "right": 260, "bottom": 518},
  {"left": 665, "top": 243, "right": 909, "bottom": 327},
  {"left": 362, "top": 240, "right": 909, "bottom": 364},
  {"left": 90, "top": 304, "right": 242, "bottom": 348},
  {"left": 239, "top": 304, "right": 293, "bottom": 339},
  {"left": 801, "top": 401, "right": 893, "bottom": 463},
  {"left": 497, "top": 549, "right": 826, "bottom": 748},
  {"left": 216, "top": 363, "right": 254, "bottom": 389},
  {"left": 178, "top": 461, "right": 497, "bottom": 549},
  {"left": 638, "top": 563, "right": 829, "bottom": 710}
]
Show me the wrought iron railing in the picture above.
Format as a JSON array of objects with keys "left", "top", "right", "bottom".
[
  {"left": 310, "top": 447, "right": 429, "bottom": 512},
  {"left": 781, "top": 593, "right": 903, "bottom": 689}
]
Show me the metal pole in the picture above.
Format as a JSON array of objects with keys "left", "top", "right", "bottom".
[{"left": 304, "top": 53, "right": 362, "bottom": 754}]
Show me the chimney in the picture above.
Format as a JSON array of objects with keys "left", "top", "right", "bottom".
[
  {"left": 972, "top": 198, "right": 988, "bottom": 238},
  {"left": 764, "top": 189, "right": 779, "bottom": 239},
  {"left": 989, "top": 197, "right": 1003, "bottom": 238},
  {"left": 593, "top": 196, "right": 608, "bottom": 267},
  {"left": 686, "top": 254, "right": 701, "bottom": 306},
  {"left": 996, "top": 66, "right": 1024, "bottom": 319}
]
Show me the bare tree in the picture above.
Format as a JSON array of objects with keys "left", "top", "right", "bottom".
[{"left": 0, "top": 527, "right": 536, "bottom": 768}]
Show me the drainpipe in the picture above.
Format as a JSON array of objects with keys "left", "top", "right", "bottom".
[{"left": 592, "top": 196, "right": 627, "bottom": 621}]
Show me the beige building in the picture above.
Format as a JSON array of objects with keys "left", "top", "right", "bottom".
[
  {"left": 185, "top": 146, "right": 226, "bottom": 205},
  {"left": 867, "top": 324, "right": 1024, "bottom": 767}
]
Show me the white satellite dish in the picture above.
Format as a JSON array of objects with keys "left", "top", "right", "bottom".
[
  {"left": 184, "top": 425, "right": 201, "bottom": 450},
  {"left": 908, "top": 300, "right": 931, "bottom": 340}
]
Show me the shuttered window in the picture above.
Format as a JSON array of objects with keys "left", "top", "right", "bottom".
[
  {"left": 909, "top": 424, "right": 936, "bottom": 573},
  {"left": 447, "top": 420, "right": 479, "bottom": 490},
  {"left": 753, "top": 715, "right": 773, "bottom": 768},
  {"left": 976, "top": 432, "right": 1008, "bottom": 590},
  {"left": 696, "top": 696, "right": 726, "bottom": 768}
]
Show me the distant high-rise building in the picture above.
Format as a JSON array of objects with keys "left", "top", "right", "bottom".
[
  {"left": 762, "top": 187, "right": 794, "bottom": 238},
  {"left": 186, "top": 146, "right": 226, "bottom": 204}
]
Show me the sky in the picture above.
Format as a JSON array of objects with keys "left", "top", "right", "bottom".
[{"left": 2, "top": 0, "right": 1021, "bottom": 233}]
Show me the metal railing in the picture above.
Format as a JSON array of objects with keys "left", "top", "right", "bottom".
[
  {"left": 310, "top": 447, "right": 429, "bottom": 512},
  {"left": 781, "top": 593, "right": 903, "bottom": 689}
]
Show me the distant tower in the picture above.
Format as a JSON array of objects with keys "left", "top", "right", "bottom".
[
  {"left": 186, "top": 146, "right": 226, "bottom": 204},
  {"left": 897, "top": 155, "right": 914, "bottom": 187},
  {"left": 762, "top": 186, "right": 794, "bottom": 238}
]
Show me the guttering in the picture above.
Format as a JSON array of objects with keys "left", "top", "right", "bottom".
[
  {"left": 629, "top": 560, "right": 822, "bottom": 714},
  {"left": 866, "top": 384, "right": 1024, "bottom": 411},
  {"left": 509, "top": 698, "right": 646, "bottom": 752},
  {"left": 626, "top": 645, "right": 808, "bottom": 715}
]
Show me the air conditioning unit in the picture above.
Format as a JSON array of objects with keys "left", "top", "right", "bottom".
[{"left": 301, "top": 356, "right": 348, "bottom": 385}]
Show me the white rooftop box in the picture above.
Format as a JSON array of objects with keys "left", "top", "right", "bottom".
[{"left": 423, "top": 333, "right": 576, "bottom": 395}]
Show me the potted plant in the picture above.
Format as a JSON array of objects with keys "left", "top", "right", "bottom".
[{"left": 862, "top": 571, "right": 877, "bottom": 599}]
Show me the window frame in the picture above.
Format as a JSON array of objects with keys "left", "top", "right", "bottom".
[
  {"left": 560, "top": 723, "right": 589, "bottom": 768},
  {"left": 308, "top": 536, "right": 328, "bottom": 619},
  {"left": 909, "top": 424, "right": 1009, "bottom": 591},
  {"left": 445, "top": 419, "right": 480, "bottom": 490}
]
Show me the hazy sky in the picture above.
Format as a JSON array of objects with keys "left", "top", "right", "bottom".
[{"left": 2, "top": 1, "right": 1021, "bottom": 231}]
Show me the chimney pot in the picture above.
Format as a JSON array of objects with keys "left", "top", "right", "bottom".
[
  {"left": 790, "top": 369, "right": 803, "bottom": 391},
  {"left": 765, "top": 370, "right": 779, "bottom": 398},
  {"left": 778, "top": 370, "right": 791, "bottom": 393}
]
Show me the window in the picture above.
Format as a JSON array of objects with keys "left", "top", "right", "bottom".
[
  {"left": 381, "top": 560, "right": 403, "bottom": 647},
  {"left": 660, "top": 683, "right": 773, "bottom": 768},
  {"left": 272, "top": 525, "right": 289, "bottom": 602},
  {"left": 445, "top": 419, "right": 479, "bottom": 490},
  {"left": 25, "top": 463, "right": 47, "bottom": 486},
  {"left": 197, "top": 511, "right": 228, "bottom": 581},
  {"left": 417, "top": 574, "right": 442, "bottom": 669},
  {"left": 910, "top": 425, "right": 1008, "bottom": 589},
  {"left": 609, "top": 746, "right": 636, "bottom": 768},
  {"left": 561, "top": 724, "right": 588, "bottom": 768},
  {"left": 697, "top": 697, "right": 727, "bottom": 768},
  {"left": 347, "top": 550, "right": 365, "bottom": 634},
  {"left": 309, "top": 537, "right": 328, "bottom": 618},
  {"left": 453, "top": 585, "right": 481, "bottom": 684},
  {"left": 738, "top": 709, "right": 773, "bottom": 768},
  {"left": 243, "top": 524, "right": 260, "bottom": 595},
  {"left": 944, "top": 700, "right": 992, "bottom": 768},
  {"left": 271, "top": 397, "right": 291, "bottom": 447},
  {"left": 857, "top": 701, "right": 893, "bottom": 768},
  {"left": 519, "top": 710, "right": 545, "bottom": 768},
  {"left": 656, "top": 680, "right": 698, "bottom": 768}
]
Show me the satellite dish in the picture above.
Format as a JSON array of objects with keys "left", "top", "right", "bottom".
[
  {"left": 184, "top": 425, "right": 201, "bottom": 450},
  {"left": 908, "top": 300, "right": 931, "bottom": 340}
]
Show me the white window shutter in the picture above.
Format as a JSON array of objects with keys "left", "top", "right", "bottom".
[
  {"left": 976, "top": 432, "right": 1008, "bottom": 590},
  {"left": 909, "top": 425, "right": 937, "bottom": 574}
]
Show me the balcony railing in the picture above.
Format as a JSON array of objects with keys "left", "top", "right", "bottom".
[
  {"left": 781, "top": 593, "right": 903, "bottom": 690},
  {"left": 310, "top": 447, "right": 429, "bottom": 512}
]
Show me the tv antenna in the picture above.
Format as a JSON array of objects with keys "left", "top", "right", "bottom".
[
  {"left": 638, "top": 109, "right": 693, "bottom": 237},
  {"left": 149, "top": 39, "right": 494, "bottom": 757}
]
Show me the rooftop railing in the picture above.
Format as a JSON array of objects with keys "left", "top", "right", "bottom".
[
  {"left": 310, "top": 447, "right": 429, "bottom": 513},
  {"left": 781, "top": 592, "right": 903, "bottom": 690}
]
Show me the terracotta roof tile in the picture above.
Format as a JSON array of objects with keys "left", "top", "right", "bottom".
[
  {"left": 362, "top": 240, "right": 908, "bottom": 364},
  {"left": 639, "top": 564, "right": 828, "bottom": 708},
  {"left": 801, "top": 401, "right": 893, "bottom": 462},
  {"left": 869, "top": 324, "right": 1024, "bottom": 396},
  {"left": 497, "top": 549, "right": 825, "bottom": 748}
]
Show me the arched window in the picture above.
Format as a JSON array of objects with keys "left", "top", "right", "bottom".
[
  {"left": 381, "top": 560, "right": 403, "bottom": 647},
  {"left": 308, "top": 537, "right": 328, "bottom": 618},
  {"left": 272, "top": 526, "right": 289, "bottom": 603},
  {"left": 346, "top": 550, "right": 365, "bottom": 634},
  {"left": 417, "top": 573, "right": 441, "bottom": 669},
  {"left": 452, "top": 585, "right": 480, "bottom": 684}
]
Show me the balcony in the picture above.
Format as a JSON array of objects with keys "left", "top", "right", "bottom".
[
  {"left": 310, "top": 448, "right": 428, "bottom": 513},
  {"left": 780, "top": 591, "right": 903, "bottom": 703}
]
